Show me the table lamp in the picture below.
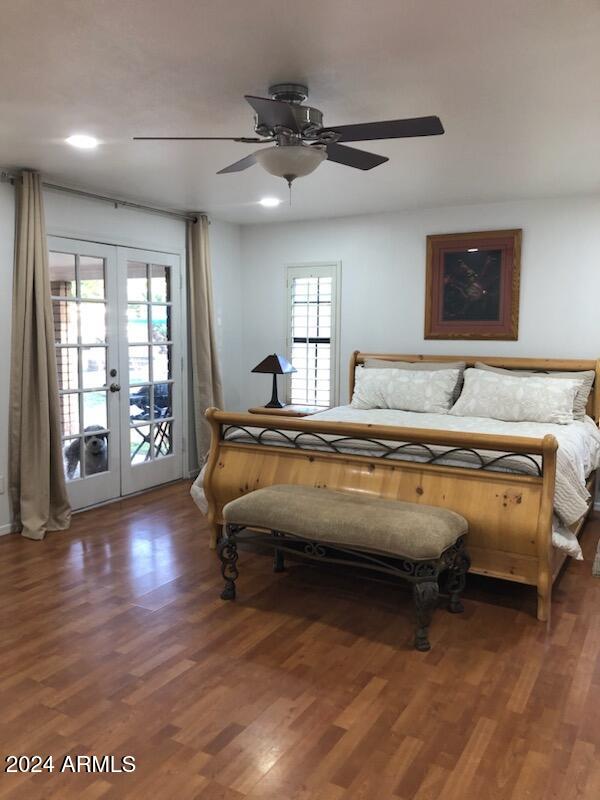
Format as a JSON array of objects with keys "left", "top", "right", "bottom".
[{"left": 251, "top": 353, "right": 296, "bottom": 408}]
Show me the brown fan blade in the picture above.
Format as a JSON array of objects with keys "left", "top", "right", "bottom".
[
  {"left": 324, "top": 143, "right": 388, "bottom": 170},
  {"left": 217, "top": 153, "right": 257, "bottom": 174},
  {"left": 244, "top": 95, "right": 300, "bottom": 133},
  {"left": 325, "top": 116, "right": 444, "bottom": 143},
  {"left": 133, "top": 136, "right": 265, "bottom": 142}
]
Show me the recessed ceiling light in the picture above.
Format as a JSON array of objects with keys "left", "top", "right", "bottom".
[
  {"left": 259, "top": 196, "right": 281, "bottom": 208},
  {"left": 66, "top": 134, "right": 99, "bottom": 150}
]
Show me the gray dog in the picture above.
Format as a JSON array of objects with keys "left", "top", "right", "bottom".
[{"left": 64, "top": 426, "right": 108, "bottom": 479}]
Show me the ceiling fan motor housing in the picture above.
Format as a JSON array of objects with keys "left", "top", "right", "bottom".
[
  {"left": 269, "top": 83, "right": 309, "bottom": 104},
  {"left": 255, "top": 105, "right": 324, "bottom": 139},
  {"left": 250, "top": 83, "right": 326, "bottom": 139}
]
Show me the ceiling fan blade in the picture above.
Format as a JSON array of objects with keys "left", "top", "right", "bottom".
[
  {"left": 133, "top": 136, "right": 265, "bottom": 142},
  {"left": 326, "top": 116, "right": 444, "bottom": 143},
  {"left": 324, "top": 143, "right": 388, "bottom": 170},
  {"left": 217, "top": 153, "right": 258, "bottom": 174},
  {"left": 244, "top": 95, "right": 300, "bottom": 133}
]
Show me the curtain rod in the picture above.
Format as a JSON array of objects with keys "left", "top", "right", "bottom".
[{"left": 0, "top": 170, "right": 202, "bottom": 224}]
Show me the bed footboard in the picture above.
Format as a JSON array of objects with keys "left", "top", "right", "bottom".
[{"left": 203, "top": 409, "right": 558, "bottom": 623}]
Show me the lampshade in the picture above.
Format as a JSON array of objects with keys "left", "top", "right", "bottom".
[
  {"left": 254, "top": 144, "right": 327, "bottom": 182},
  {"left": 251, "top": 353, "right": 296, "bottom": 375}
]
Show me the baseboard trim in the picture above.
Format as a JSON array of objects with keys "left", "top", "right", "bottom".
[
  {"left": 0, "top": 522, "right": 15, "bottom": 536},
  {"left": 595, "top": 501, "right": 600, "bottom": 512}
]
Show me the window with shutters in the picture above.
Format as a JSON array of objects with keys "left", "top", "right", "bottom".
[{"left": 286, "top": 264, "right": 340, "bottom": 407}]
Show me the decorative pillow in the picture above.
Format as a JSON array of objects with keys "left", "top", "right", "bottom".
[
  {"left": 474, "top": 362, "right": 594, "bottom": 421},
  {"left": 450, "top": 368, "right": 583, "bottom": 424},
  {"left": 351, "top": 367, "right": 460, "bottom": 414},
  {"left": 364, "top": 359, "right": 466, "bottom": 403}
]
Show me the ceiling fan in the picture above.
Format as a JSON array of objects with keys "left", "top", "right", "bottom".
[{"left": 134, "top": 83, "right": 444, "bottom": 188}]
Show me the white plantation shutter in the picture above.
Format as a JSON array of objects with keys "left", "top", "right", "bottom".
[{"left": 287, "top": 264, "right": 339, "bottom": 407}]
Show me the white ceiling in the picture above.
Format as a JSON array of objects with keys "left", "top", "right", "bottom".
[{"left": 1, "top": 0, "right": 599, "bottom": 224}]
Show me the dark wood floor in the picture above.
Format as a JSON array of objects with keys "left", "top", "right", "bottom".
[{"left": 1, "top": 482, "right": 600, "bottom": 799}]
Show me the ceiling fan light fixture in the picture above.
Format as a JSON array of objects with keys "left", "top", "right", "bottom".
[{"left": 254, "top": 144, "right": 327, "bottom": 183}]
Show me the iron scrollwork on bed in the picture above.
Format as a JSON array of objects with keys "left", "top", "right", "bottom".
[{"left": 221, "top": 423, "right": 543, "bottom": 476}]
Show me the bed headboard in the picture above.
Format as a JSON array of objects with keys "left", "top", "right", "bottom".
[{"left": 349, "top": 351, "right": 600, "bottom": 425}]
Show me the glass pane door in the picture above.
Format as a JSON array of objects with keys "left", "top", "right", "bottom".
[
  {"left": 49, "top": 239, "right": 183, "bottom": 509},
  {"left": 49, "top": 239, "right": 120, "bottom": 509},
  {"left": 118, "top": 249, "right": 182, "bottom": 495}
]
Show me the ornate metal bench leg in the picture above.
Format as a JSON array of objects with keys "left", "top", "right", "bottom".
[
  {"left": 218, "top": 524, "right": 239, "bottom": 600},
  {"left": 272, "top": 530, "right": 285, "bottom": 573},
  {"left": 413, "top": 580, "right": 439, "bottom": 652},
  {"left": 273, "top": 549, "right": 285, "bottom": 573},
  {"left": 447, "top": 543, "right": 471, "bottom": 614}
]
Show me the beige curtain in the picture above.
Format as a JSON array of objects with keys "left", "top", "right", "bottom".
[
  {"left": 187, "top": 214, "right": 224, "bottom": 462},
  {"left": 9, "top": 171, "right": 71, "bottom": 540}
]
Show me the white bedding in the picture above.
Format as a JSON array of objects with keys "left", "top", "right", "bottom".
[{"left": 191, "top": 406, "right": 600, "bottom": 559}]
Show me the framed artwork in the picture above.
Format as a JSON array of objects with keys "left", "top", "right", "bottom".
[{"left": 424, "top": 229, "right": 522, "bottom": 340}]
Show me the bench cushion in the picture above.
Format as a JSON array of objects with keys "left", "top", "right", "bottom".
[{"left": 223, "top": 485, "right": 467, "bottom": 560}]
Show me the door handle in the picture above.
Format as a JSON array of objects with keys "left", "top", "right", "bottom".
[{"left": 109, "top": 383, "right": 121, "bottom": 393}]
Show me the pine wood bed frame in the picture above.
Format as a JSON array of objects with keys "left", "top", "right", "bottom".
[{"left": 204, "top": 353, "right": 600, "bottom": 625}]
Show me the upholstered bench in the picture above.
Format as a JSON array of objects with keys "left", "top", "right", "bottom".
[{"left": 218, "top": 485, "right": 470, "bottom": 651}]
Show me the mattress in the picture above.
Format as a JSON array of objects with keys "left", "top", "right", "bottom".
[{"left": 191, "top": 406, "right": 600, "bottom": 559}]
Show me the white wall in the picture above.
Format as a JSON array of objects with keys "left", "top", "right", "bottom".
[
  {"left": 44, "top": 191, "right": 186, "bottom": 254},
  {"left": 240, "top": 196, "right": 600, "bottom": 408},
  {"left": 0, "top": 187, "right": 242, "bottom": 529}
]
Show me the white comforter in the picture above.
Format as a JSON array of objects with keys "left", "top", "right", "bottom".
[{"left": 191, "top": 406, "right": 600, "bottom": 559}]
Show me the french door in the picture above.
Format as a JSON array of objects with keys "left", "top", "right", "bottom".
[{"left": 48, "top": 237, "right": 183, "bottom": 510}]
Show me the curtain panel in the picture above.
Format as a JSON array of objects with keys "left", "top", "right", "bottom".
[
  {"left": 187, "top": 215, "right": 224, "bottom": 463},
  {"left": 9, "top": 171, "right": 71, "bottom": 539}
]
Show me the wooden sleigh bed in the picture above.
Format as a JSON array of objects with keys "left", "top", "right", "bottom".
[{"left": 203, "top": 353, "right": 600, "bottom": 625}]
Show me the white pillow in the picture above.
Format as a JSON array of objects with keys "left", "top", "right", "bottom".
[
  {"left": 364, "top": 359, "right": 466, "bottom": 403},
  {"left": 351, "top": 367, "right": 460, "bottom": 414},
  {"left": 473, "top": 362, "right": 595, "bottom": 421},
  {"left": 450, "top": 368, "right": 583, "bottom": 424}
]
